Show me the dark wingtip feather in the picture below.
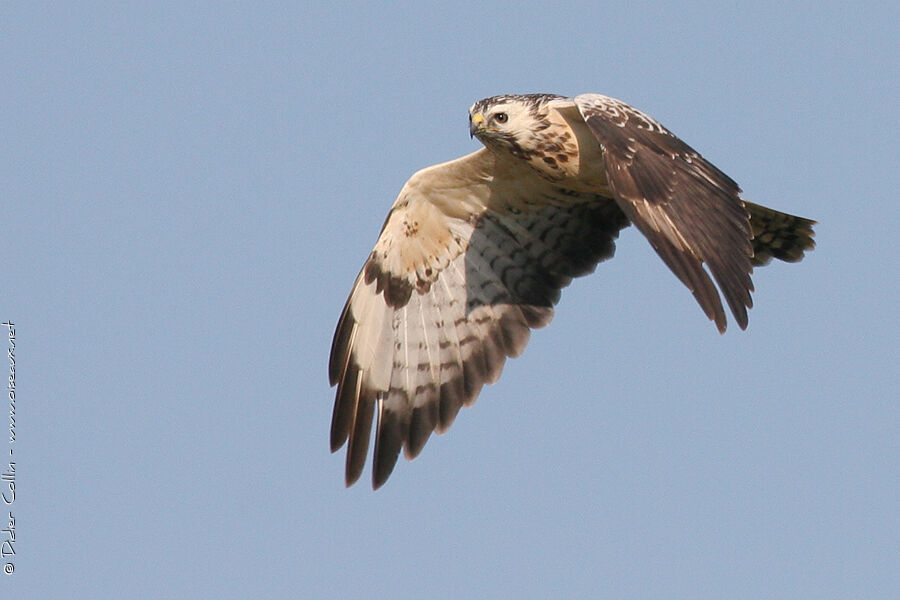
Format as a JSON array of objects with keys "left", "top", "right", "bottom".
[
  {"left": 345, "top": 393, "right": 374, "bottom": 487},
  {"left": 330, "top": 358, "right": 360, "bottom": 452},
  {"left": 372, "top": 399, "right": 408, "bottom": 489},
  {"left": 436, "top": 377, "right": 466, "bottom": 433},
  {"left": 714, "top": 314, "right": 728, "bottom": 334},
  {"left": 329, "top": 298, "right": 356, "bottom": 386},
  {"left": 405, "top": 402, "right": 439, "bottom": 459}
]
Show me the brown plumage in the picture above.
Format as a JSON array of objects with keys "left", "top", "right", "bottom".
[{"left": 329, "top": 93, "right": 816, "bottom": 488}]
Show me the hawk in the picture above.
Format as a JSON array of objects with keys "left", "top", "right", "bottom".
[{"left": 329, "top": 93, "right": 816, "bottom": 488}]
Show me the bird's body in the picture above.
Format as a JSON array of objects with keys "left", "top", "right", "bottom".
[{"left": 329, "top": 93, "right": 816, "bottom": 488}]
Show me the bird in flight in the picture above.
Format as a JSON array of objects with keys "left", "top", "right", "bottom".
[{"left": 329, "top": 93, "right": 816, "bottom": 489}]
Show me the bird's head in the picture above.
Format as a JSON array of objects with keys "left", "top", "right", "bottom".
[{"left": 468, "top": 94, "right": 564, "bottom": 156}]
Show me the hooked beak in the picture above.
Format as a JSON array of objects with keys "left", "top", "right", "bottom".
[{"left": 469, "top": 112, "right": 484, "bottom": 138}]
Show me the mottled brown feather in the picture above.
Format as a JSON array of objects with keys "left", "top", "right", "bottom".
[{"left": 575, "top": 94, "right": 754, "bottom": 332}]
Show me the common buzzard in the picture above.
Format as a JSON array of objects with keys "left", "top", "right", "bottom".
[{"left": 329, "top": 93, "right": 816, "bottom": 488}]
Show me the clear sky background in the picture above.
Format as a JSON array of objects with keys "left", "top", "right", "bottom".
[{"left": 3, "top": 2, "right": 898, "bottom": 598}]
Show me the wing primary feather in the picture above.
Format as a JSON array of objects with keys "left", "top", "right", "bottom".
[
  {"left": 328, "top": 296, "right": 356, "bottom": 386},
  {"left": 330, "top": 355, "right": 358, "bottom": 452},
  {"left": 372, "top": 393, "right": 407, "bottom": 489},
  {"left": 654, "top": 233, "right": 728, "bottom": 332},
  {"left": 345, "top": 379, "right": 375, "bottom": 487}
]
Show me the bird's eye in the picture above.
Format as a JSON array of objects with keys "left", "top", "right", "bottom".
[{"left": 492, "top": 112, "right": 508, "bottom": 124}]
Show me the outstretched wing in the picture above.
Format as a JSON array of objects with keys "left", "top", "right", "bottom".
[
  {"left": 574, "top": 94, "right": 755, "bottom": 333},
  {"left": 329, "top": 149, "right": 629, "bottom": 488}
]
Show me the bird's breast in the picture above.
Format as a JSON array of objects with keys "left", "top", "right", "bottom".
[{"left": 521, "top": 110, "right": 612, "bottom": 195}]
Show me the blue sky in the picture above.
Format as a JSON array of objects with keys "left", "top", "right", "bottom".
[{"left": 2, "top": 2, "right": 898, "bottom": 598}]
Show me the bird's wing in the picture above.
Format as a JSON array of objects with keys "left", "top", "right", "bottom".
[
  {"left": 573, "top": 94, "right": 754, "bottom": 332},
  {"left": 329, "top": 148, "right": 629, "bottom": 488}
]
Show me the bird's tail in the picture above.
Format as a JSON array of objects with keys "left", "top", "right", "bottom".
[{"left": 744, "top": 201, "right": 817, "bottom": 266}]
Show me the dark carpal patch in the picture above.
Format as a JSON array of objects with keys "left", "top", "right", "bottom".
[{"left": 363, "top": 255, "right": 413, "bottom": 308}]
